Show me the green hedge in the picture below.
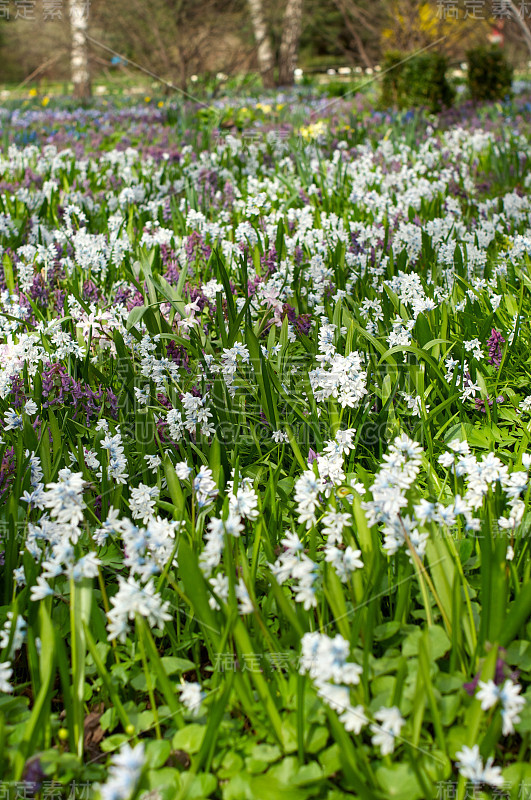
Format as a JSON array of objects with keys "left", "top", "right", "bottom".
[
  {"left": 466, "top": 46, "right": 513, "bottom": 102},
  {"left": 380, "top": 50, "right": 454, "bottom": 113}
]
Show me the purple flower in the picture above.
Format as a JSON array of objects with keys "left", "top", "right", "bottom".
[
  {"left": 167, "top": 341, "right": 190, "bottom": 370},
  {"left": 41, "top": 362, "right": 117, "bottom": 423},
  {"left": 260, "top": 246, "right": 277, "bottom": 277},
  {"left": 163, "top": 259, "right": 180, "bottom": 284},
  {"left": 83, "top": 279, "right": 100, "bottom": 303},
  {"left": 185, "top": 231, "right": 211, "bottom": 265},
  {"left": 464, "top": 655, "right": 509, "bottom": 696},
  {"left": 29, "top": 273, "right": 49, "bottom": 306},
  {"left": 114, "top": 285, "right": 132, "bottom": 306},
  {"left": 487, "top": 328, "right": 505, "bottom": 368},
  {"left": 295, "top": 313, "right": 312, "bottom": 337},
  {"left": 22, "top": 757, "right": 45, "bottom": 795},
  {"left": 474, "top": 395, "right": 504, "bottom": 413},
  {"left": 9, "top": 375, "right": 26, "bottom": 409},
  {"left": 294, "top": 246, "right": 304, "bottom": 266},
  {"left": 0, "top": 447, "right": 16, "bottom": 499},
  {"left": 308, "top": 448, "right": 319, "bottom": 464}
]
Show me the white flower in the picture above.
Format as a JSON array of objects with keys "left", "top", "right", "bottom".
[
  {"left": 107, "top": 576, "right": 171, "bottom": 642},
  {"left": 129, "top": 483, "right": 159, "bottom": 523},
  {"left": 370, "top": 706, "right": 405, "bottom": 755},
  {"left": 175, "top": 461, "right": 192, "bottom": 480},
  {"left": 69, "top": 553, "right": 102, "bottom": 581},
  {"left": 293, "top": 580, "right": 317, "bottom": 609},
  {"left": 193, "top": 467, "right": 218, "bottom": 507},
  {"left": 24, "top": 399, "right": 38, "bottom": 415},
  {"left": 229, "top": 486, "right": 259, "bottom": 520},
  {"left": 316, "top": 682, "right": 350, "bottom": 713},
  {"left": 99, "top": 742, "right": 145, "bottom": 800},
  {"left": 438, "top": 451, "right": 455, "bottom": 468},
  {"left": 299, "top": 632, "right": 361, "bottom": 685},
  {"left": 343, "top": 546, "right": 364, "bottom": 573},
  {"left": 12, "top": 567, "right": 25, "bottom": 588},
  {"left": 235, "top": 579, "right": 254, "bottom": 615},
  {"left": 476, "top": 680, "right": 499, "bottom": 710},
  {"left": 199, "top": 517, "right": 225, "bottom": 577},
  {"left": 133, "top": 385, "right": 150, "bottom": 406},
  {"left": 463, "top": 338, "right": 483, "bottom": 359},
  {"left": 455, "top": 744, "right": 503, "bottom": 787},
  {"left": 30, "top": 575, "right": 54, "bottom": 602},
  {"left": 294, "top": 470, "right": 325, "bottom": 529},
  {"left": 281, "top": 531, "right": 304, "bottom": 553},
  {"left": 42, "top": 470, "right": 86, "bottom": 530},
  {"left": 339, "top": 704, "right": 369, "bottom": 734},
  {"left": 3, "top": 408, "right": 23, "bottom": 431},
  {"left": 414, "top": 499, "right": 436, "bottom": 524},
  {"left": 224, "top": 511, "right": 244, "bottom": 537},
  {"left": 179, "top": 682, "right": 204, "bottom": 715},
  {"left": 447, "top": 438, "right": 469, "bottom": 456},
  {"left": 0, "top": 661, "right": 13, "bottom": 693},
  {"left": 0, "top": 612, "right": 26, "bottom": 656},
  {"left": 101, "top": 430, "right": 128, "bottom": 484},
  {"left": 309, "top": 351, "right": 367, "bottom": 409},
  {"left": 144, "top": 454, "right": 161, "bottom": 472},
  {"left": 499, "top": 679, "right": 526, "bottom": 735},
  {"left": 322, "top": 511, "right": 352, "bottom": 545},
  {"left": 208, "top": 573, "right": 229, "bottom": 610}
]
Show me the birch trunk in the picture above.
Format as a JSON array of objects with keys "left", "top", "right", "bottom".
[
  {"left": 69, "top": 0, "right": 91, "bottom": 99},
  {"left": 278, "top": 0, "right": 303, "bottom": 86},
  {"left": 506, "top": 0, "right": 531, "bottom": 55},
  {"left": 247, "top": 0, "right": 275, "bottom": 88}
]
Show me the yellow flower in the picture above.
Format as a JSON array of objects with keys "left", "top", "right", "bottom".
[
  {"left": 157, "top": 100, "right": 164, "bottom": 108},
  {"left": 29, "top": 88, "right": 37, "bottom": 98},
  {"left": 298, "top": 120, "right": 327, "bottom": 141},
  {"left": 144, "top": 96, "right": 151, "bottom": 103},
  {"left": 42, "top": 96, "right": 50, "bottom": 107},
  {"left": 276, "top": 103, "right": 285, "bottom": 111}
]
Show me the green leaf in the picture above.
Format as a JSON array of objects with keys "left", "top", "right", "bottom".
[
  {"left": 100, "top": 734, "right": 129, "bottom": 753},
  {"left": 160, "top": 657, "right": 196, "bottom": 675},
  {"left": 71, "top": 577, "right": 92, "bottom": 758},
  {"left": 13, "top": 605, "right": 56, "bottom": 779},
  {"left": 146, "top": 739, "right": 172, "bottom": 769},
  {"left": 375, "top": 764, "right": 424, "bottom": 800},
  {"left": 127, "top": 304, "right": 146, "bottom": 331},
  {"left": 505, "top": 640, "right": 531, "bottom": 671},
  {"left": 402, "top": 625, "right": 450, "bottom": 660},
  {"left": 172, "top": 724, "right": 206, "bottom": 754}
]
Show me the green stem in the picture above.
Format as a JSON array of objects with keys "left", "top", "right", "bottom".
[{"left": 137, "top": 618, "right": 161, "bottom": 739}]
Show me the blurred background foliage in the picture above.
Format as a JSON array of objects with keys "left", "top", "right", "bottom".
[{"left": 0, "top": 0, "right": 529, "bottom": 95}]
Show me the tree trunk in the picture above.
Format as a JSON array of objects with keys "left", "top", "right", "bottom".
[
  {"left": 247, "top": 0, "right": 276, "bottom": 88},
  {"left": 69, "top": 0, "right": 91, "bottom": 99},
  {"left": 278, "top": 0, "right": 303, "bottom": 86},
  {"left": 506, "top": 0, "right": 531, "bottom": 55}
]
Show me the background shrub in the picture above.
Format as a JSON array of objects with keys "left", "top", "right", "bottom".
[
  {"left": 467, "top": 46, "right": 513, "bottom": 102},
  {"left": 380, "top": 50, "right": 454, "bottom": 112}
]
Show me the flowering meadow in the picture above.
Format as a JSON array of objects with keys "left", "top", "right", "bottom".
[{"left": 1, "top": 93, "right": 531, "bottom": 799}]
